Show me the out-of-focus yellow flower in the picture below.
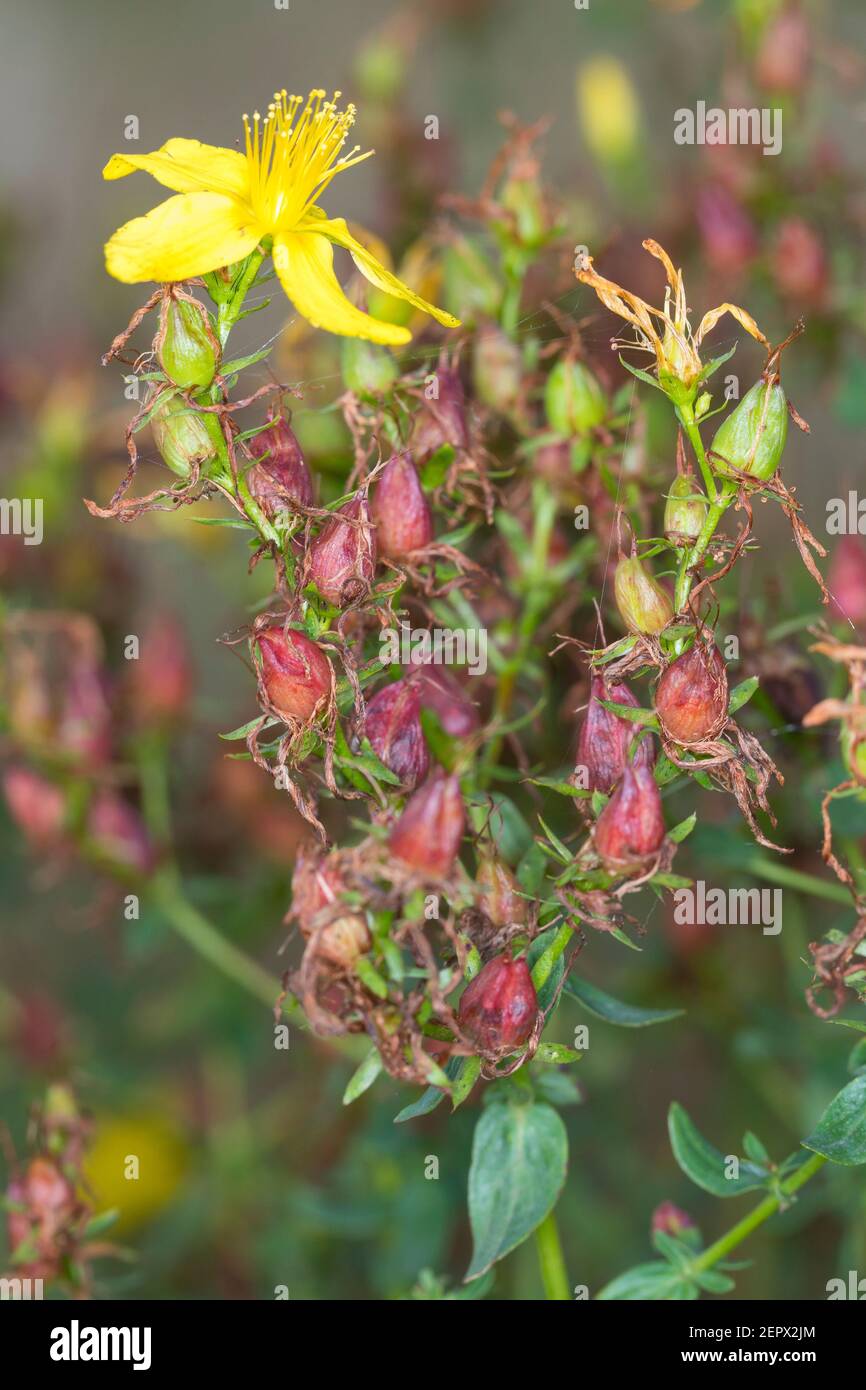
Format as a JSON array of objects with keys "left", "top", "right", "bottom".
[
  {"left": 84, "top": 1112, "right": 189, "bottom": 1234},
  {"left": 576, "top": 58, "right": 640, "bottom": 164},
  {"left": 576, "top": 239, "right": 770, "bottom": 398},
  {"left": 103, "top": 89, "right": 459, "bottom": 346}
]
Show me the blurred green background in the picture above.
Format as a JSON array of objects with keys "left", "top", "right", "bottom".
[{"left": 2, "top": 0, "right": 866, "bottom": 1299}]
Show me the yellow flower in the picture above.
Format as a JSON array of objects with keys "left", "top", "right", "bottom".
[
  {"left": 103, "top": 89, "right": 460, "bottom": 347},
  {"left": 576, "top": 239, "right": 769, "bottom": 396}
]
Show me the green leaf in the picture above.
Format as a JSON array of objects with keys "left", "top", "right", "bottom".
[
  {"left": 597, "top": 1260, "right": 695, "bottom": 1301},
  {"left": 354, "top": 956, "right": 389, "bottom": 1000},
  {"left": 452, "top": 1056, "right": 481, "bottom": 1110},
  {"left": 696, "top": 341, "right": 738, "bottom": 384},
  {"left": 465, "top": 1101, "right": 567, "bottom": 1281},
  {"left": 528, "top": 927, "right": 569, "bottom": 1012},
  {"left": 393, "top": 1056, "right": 464, "bottom": 1123},
  {"left": 526, "top": 776, "right": 591, "bottom": 799},
  {"left": 802, "top": 1074, "right": 866, "bottom": 1166},
  {"left": 597, "top": 698, "right": 659, "bottom": 729},
  {"left": 617, "top": 355, "right": 663, "bottom": 393},
  {"left": 342, "top": 1049, "right": 384, "bottom": 1105},
  {"left": 728, "top": 676, "right": 760, "bottom": 715},
  {"left": 742, "top": 1130, "right": 771, "bottom": 1166},
  {"left": 668, "top": 812, "right": 697, "bottom": 844},
  {"left": 695, "top": 1269, "right": 737, "bottom": 1294},
  {"left": 848, "top": 1037, "right": 866, "bottom": 1076},
  {"left": 564, "top": 976, "right": 684, "bottom": 1028},
  {"left": 668, "top": 1103, "right": 768, "bottom": 1196},
  {"left": 535, "top": 1042, "right": 582, "bottom": 1065},
  {"left": 219, "top": 716, "right": 271, "bottom": 741},
  {"left": 220, "top": 346, "right": 272, "bottom": 375}
]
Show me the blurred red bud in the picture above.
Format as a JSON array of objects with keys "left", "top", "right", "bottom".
[
  {"left": 829, "top": 536, "right": 866, "bottom": 630},
  {"left": 306, "top": 495, "right": 376, "bottom": 606},
  {"left": 578, "top": 674, "right": 654, "bottom": 794},
  {"left": 655, "top": 639, "right": 728, "bottom": 745},
  {"left": 247, "top": 414, "right": 314, "bottom": 515},
  {"left": 257, "top": 626, "right": 333, "bottom": 723},
  {"left": 360, "top": 680, "right": 430, "bottom": 788},
  {"left": 594, "top": 763, "right": 665, "bottom": 873},
  {"left": 756, "top": 2, "right": 810, "bottom": 93},
  {"left": 696, "top": 185, "right": 757, "bottom": 277},
  {"left": 651, "top": 1200, "right": 695, "bottom": 1238},
  {"left": 371, "top": 453, "right": 434, "bottom": 560},
  {"left": 88, "top": 791, "right": 155, "bottom": 875},
  {"left": 3, "top": 766, "right": 66, "bottom": 847},
  {"left": 129, "top": 614, "right": 193, "bottom": 725},
  {"left": 389, "top": 768, "right": 465, "bottom": 876},
  {"left": 771, "top": 218, "right": 828, "bottom": 306},
  {"left": 457, "top": 953, "right": 538, "bottom": 1056}
]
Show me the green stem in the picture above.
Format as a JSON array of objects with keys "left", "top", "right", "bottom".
[
  {"left": 738, "top": 855, "right": 852, "bottom": 906},
  {"left": 692, "top": 1152, "right": 827, "bottom": 1274},
  {"left": 535, "top": 1208, "right": 571, "bottom": 1300},
  {"left": 676, "top": 400, "right": 717, "bottom": 505},
  {"left": 152, "top": 871, "right": 287, "bottom": 1011},
  {"left": 217, "top": 244, "right": 268, "bottom": 346},
  {"left": 673, "top": 482, "right": 736, "bottom": 612}
]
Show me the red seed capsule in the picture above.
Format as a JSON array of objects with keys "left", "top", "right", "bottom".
[
  {"left": 413, "top": 665, "right": 480, "bottom": 737},
  {"left": 655, "top": 639, "right": 728, "bottom": 745},
  {"left": 594, "top": 763, "right": 665, "bottom": 873},
  {"left": 476, "top": 852, "right": 527, "bottom": 927},
  {"left": 409, "top": 368, "right": 470, "bottom": 459},
  {"left": 371, "top": 453, "right": 434, "bottom": 560},
  {"left": 389, "top": 768, "right": 465, "bottom": 876},
  {"left": 289, "top": 847, "right": 371, "bottom": 970},
  {"left": 578, "top": 674, "right": 654, "bottom": 794},
  {"left": 247, "top": 415, "right": 314, "bottom": 515},
  {"left": 306, "top": 495, "right": 376, "bottom": 607},
  {"left": 361, "top": 680, "right": 430, "bottom": 788},
  {"left": 457, "top": 953, "right": 538, "bottom": 1056},
  {"left": 257, "top": 626, "right": 332, "bottom": 724}
]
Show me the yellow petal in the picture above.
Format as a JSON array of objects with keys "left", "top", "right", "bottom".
[
  {"left": 103, "top": 138, "right": 250, "bottom": 199},
  {"left": 105, "top": 192, "right": 261, "bottom": 284},
  {"left": 307, "top": 215, "right": 461, "bottom": 329},
  {"left": 694, "top": 303, "right": 771, "bottom": 353},
  {"left": 273, "top": 232, "right": 411, "bottom": 345}
]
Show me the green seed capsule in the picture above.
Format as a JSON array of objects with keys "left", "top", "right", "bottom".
[
  {"left": 150, "top": 392, "right": 224, "bottom": 479},
  {"left": 614, "top": 555, "right": 674, "bottom": 635},
  {"left": 709, "top": 377, "right": 788, "bottom": 482},
  {"left": 341, "top": 339, "right": 399, "bottom": 395},
  {"left": 158, "top": 298, "right": 218, "bottom": 390},
  {"left": 544, "top": 360, "right": 607, "bottom": 435},
  {"left": 664, "top": 474, "right": 707, "bottom": 545}
]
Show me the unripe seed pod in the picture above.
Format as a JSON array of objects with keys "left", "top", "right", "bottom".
[
  {"left": 710, "top": 377, "right": 788, "bottom": 482},
  {"left": 360, "top": 680, "right": 430, "bottom": 788},
  {"left": 655, "top": 639, "right": 728, "bottom": 745},
  {"left": 371, "top": 453, "right": 433, "bottom": 560},
  {"left": 476, "top": 852, "right": 527, "bottom": 927},
  {"left": 306, "top": 495, "right": 376, "bottom": 607},
  {"left": 257, "top": 626, "right": 333, "bottom": 723},
  {"left": 756, "top": 2, "right": 810, "bottom": 93},
  {"left": 457, "top": 953, "right": 538, "bottom": 1056},
  {"left": 158, "top": 296, "right": 219, "bottom": 389},
  {"left": 578, "top": 674, "right": 654, "bottom": 794},
  {"left": 544, "top": 360, "right": 606, "bottom": 436},
  {"left": 614, "top": 556, "right": 674, "bottom": 635},
  {"left": 247, "top": 416, "right": 314, "bottom": 514},
  {"left": 341, "top": 338, "right": 399, "bottom": 395},
  {"left": 472, "top": 323, "right": 522, "bottom": 413},
  {"left": 150, "top": 391, "right": 224, "bottom": 479},
  {"left": 664, "top": 474, "right": 707, "bottom": 545},
  {"left": 409, "top": 368, "right": 469, "bottom": 459},
  {"left": 594, "top": 763, "right": 665, "bottom": 873},
  {"left": 389, "top": 768, "right": 465, "bottom": 876},
  {"left": 290, "top": 847, "right": 371, "bottom": 969}
]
